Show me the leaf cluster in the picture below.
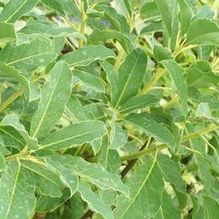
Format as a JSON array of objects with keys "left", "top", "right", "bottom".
[{"left": 0, "top": 0, "right": 219, "bottom": 219}]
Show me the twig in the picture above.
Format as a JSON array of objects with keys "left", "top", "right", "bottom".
[{"left": 121, "top": 144, "right": 167, "bottom": 162}]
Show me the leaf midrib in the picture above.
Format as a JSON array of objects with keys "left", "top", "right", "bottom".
[
  {"left": 5, "top": 0, "right": 27, "bottom": 23},
  {"left": 5, "top": 161, "right": 21, "bottom": 218},
  {"left": 21, "top": 162, "right": 59, "bottom": 186},
  {"left": 31, "top": 64, "right": 63, "bottom": 138},
  {"left": 8, "top": 51, "right": 54, "bottom": 65},
  {"left": 119, "top": 154, "right": 157, "bottom": 218},
  {"left": 0, "top": 127, "right": 25, "bottom": 145},
  {"left": 188, "top": 32, "right": 219, "bottom": 44},
  {"left": 114, "top": 52, "right": 140, "bottom": 108},
  {"left": 67, "top": 55, "right": 115, "bottom": 67},
  {"left": 40, "top": 128, "right": 105, "bottom": 150}
]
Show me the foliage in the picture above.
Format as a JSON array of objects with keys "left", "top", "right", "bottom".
[{"left": 0, "top": 0, "right": 219, "bottom": 219}]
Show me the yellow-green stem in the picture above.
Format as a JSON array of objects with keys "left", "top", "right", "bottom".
[
  {"left": 162, "top": 95, "right": 179, "bottom": 109},
  {"left": 79, "top": 2, "right": 87, "bottom": 47},
  {"left": 182, "top": 124, "right": 218, "bottom": 142},
  {"left": 121, "top": 144, "right": 167, "bottom": 161},
  {"left": 140, "top": 69, "right": 165, "bottom": 94}
]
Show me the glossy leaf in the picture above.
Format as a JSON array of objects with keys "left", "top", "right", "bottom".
[
  {"left": 88, "top": 30, "right": 134, "bottom": 52},
  {"left": 0, "top": 38, "right": 57, "bottom": 72},
  {"left": 1, "top": 114, "right": 38, "bottom": 150},
  {"left": 157, "top": 154, "right": 185, "bottom": 192},
  {"left": 41, "top": 0, "right": 80, "bottom": 16},
  {"left": 187, "top": 19, "right": 219, "bottom": 45},
  {"left": 161, "top": 59, "right": 188, "bottom": 114},
  {"left": 154, "top": 192, "right": 181, "bottom": 219},
  {"left": 0, "top": 161, "right": 36, "bottom": 219},
  {"left": 20, "top": 159, "right": 64, "bottom": 197},
  {"left": 177, "top": 0, "right": 193, "bottom": 35},
  {"left": 30, "top": 62, "right": 72, "bottom": 138},
  {"left": 20, "top": 20, "right": 81, "bottom": 38},
  {"left": 45, "top": 156, "right": 79, "bottom": 196},
  {"left": 0, "top": 0, "right": 39, "bottom": 23},
  {"left": 61, "top": 45, "right": 116, "bottom": 67},
  {"left": 114, "top": 155, "right": 164, "bottom": 219},
  {"left": 0, "top": 22, "right": 16, "bottom": 43},
  {"left": 113, "top": 48, "right": 147, "bottom": 108},
  {"left": 120, "top": 94, "right": 158, "bottom": 114},
  {"left": 73, "top": 69, "right": 105, "bottom": 93},
  {"left": 40, "top": 121, "right": 107, "bottom": 151},
  {"left": 52, "top": 155, "right": 129, "bottom": 195},
  {"left": 78, "top": 183, "right": 114, "bottom": 219},
  {"left": 126, "top": 113, "right": 176, "bottom": 149},
  {"left": 110, "top": 123, "right": 127, "bottom": 149}
]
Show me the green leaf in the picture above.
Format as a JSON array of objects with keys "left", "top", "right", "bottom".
[
  {"left": 195, "top": 5, "right": 214, "bottom": 20},
  {"left": 140, "top": 2, "right": 160, "bottom": 19},
  {"left": 0, "top": 150, "right": 6, "bottom": 172},
  {"left": 95, "top": 4, "right": 130, "bottom": 34},
  {"left": 39, "top": 120, "right": 106, "bottom": 151},
  {"left": 0, "top": 122, "right": 26, "bottom": 151},
  {"left": 154, "top": 0, "right": 179, "bottom": 48},
  {"left": 61, "top": 45, "right": 116, "bottom": 67},
  {"left": 20, "top": 159, "right": 64, "bottom": 197},
  {"left": 0, "top": 38, "right": 57, "bottom": 72},
  {"left": 73, "top": 69, "right": 105, "bottom": 93},
  {"left": 91, "top": 137, "right": 103, "bottom": 155},
  {"left": 203, "top": 196, "right": 219, "bottom": 219},
  {"left": 189, "top": 130, "right": 215, "bottom": 191},
  {"left": 0, "top": 22, "right": 16, "bottom": 43},
  {"left": 112, "top": 1, "right": 130, "bottom": 18},
  {"left": 196, "top": 102, "right": 211, "bottom": 118},
  {"left": 78, "top": 182, "right": 114, "bottom": 219},
  {"left": 52, "top": 155, "right": 129, "bottom": 195},
  {"left": 100, "top": 61, "right": 118, "bottom": 104},
  {"left": 0, "top": 62, "right": 27, "bottom": 84},
  {"left": 113, "top": 48, "right": 147, "bottom": 108},
  {"left": 110, "top": 123, "right": 127, "bottom": 149},
  {"left": 1, "top": 114, "right": 38, "bottom": 150},
  {"left": 114, "top": 154, "right": 164, "bottom": 219},
  {"left": 70, "top": 194, "right": 86, "bottom": 219},
  {"left": 187, "top": 19, "right": 219, "bottom": 45},
  {"left": 36, "top": 189, "right": 70, "bottom": 212},
  {"left": 157, "top": 154, "right": 185, "bottom": 192},
  {"left": 88, "top": 30, "right": 134, "bottom": 52},
  {"left": 20, "top": 20, "right": 81, "bottom": 38},
  {"left": 161, "top": 59, "right": 188, "bottom": 114},
  {"left": 41, "top": 0, "right": 80, "bottom": 16},
  {"left": 154, "top": 192, "right": 181, "bottom": 219},
  {"left": 177, "top": 0, "right": 193, "bottom": 35},
  {"left": 0, "top": 62, "right": 31, "bottom": 97},
  {"left": 154, "top": 45, "right": 172, "bottom": 61},
  {"left": 97, "top": 135, "right": 110, "bottom": 169},
  {"left": 0, "top": 0, "right": 39, "bottom": 23},
  {"left": 126, "top": 113, "right": 176, "bottom": 149},
  {"left": 66, "top": 96, "right": 93, "bottom": 122},
  {"left": 30, "top": 61, "right": 72, "bottom": 139},
  {"left": 120, "top": 94, "right": 158, "bottom": 114},
  {"left": 186, "top": 61, "right": 219, "bottom": 88},
  {"left": 140, "top": 21, "right": 162, "bottom": 34},
  {"left": 0, "top": 161, "right": 36, "bottom": 219},
  {"left": 45, "top": 156, "right": 79, "bottom": 196}
]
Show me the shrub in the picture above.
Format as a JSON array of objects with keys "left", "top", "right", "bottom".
[{"left": 0, "top": 1, "right": 219, "bottom": 219}]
